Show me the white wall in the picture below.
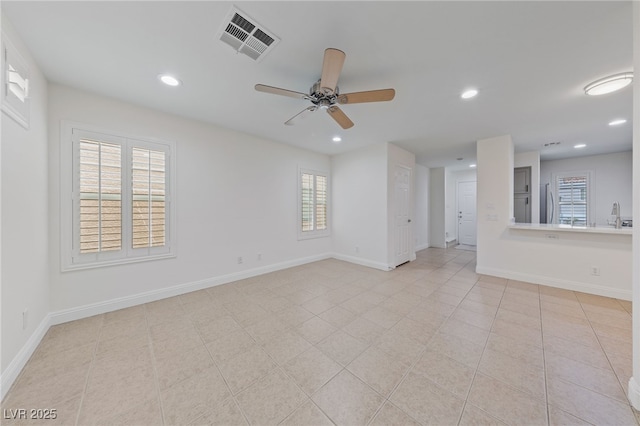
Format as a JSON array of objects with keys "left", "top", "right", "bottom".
[
  {"left": 47, "top": 84, "right": 332, "bottom": 314},
  {"left": 515, "top": 151, "right": 540, "bottom": 224},
  {"left": 429, "top": 167, "right": 446, "bottom": 248},
  {"left": 540, "top": 151, "right": 633, "bottom": 226},
  {"left": 387, "top": 143, "right": 416, "bottom": 265},
  {"left": 332, "top": 142, "right": 389, "bottom": 270},
  {"left": 477, "top": 135, "right": 632, "bottom": 301},
  {"left": 414, "top": 164, "right": 430, "bottom": 251},
  {"left": 1, "top": 17, "right": 50, "bottom": 389}
]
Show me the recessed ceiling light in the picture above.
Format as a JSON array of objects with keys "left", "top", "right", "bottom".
[
  {"left": 159, "top": 74, "right": 181, "bottom": 87},
  {"left": 584, "top": 72, "right": 633, "bottom": 96},
  {"left": 461, "top": 89, "right": 478, "bottom": 99},
  {"left": 609, "top": 119, "right": 627, "bottom": 126},
  {"left": 574, "top": 144, "right": 586, "bottom": 149},
  {"left": 332, "top": 136, "right": 342, "bottom": 143},
  {"left": 469, "top": 164, "right": 477, "bottom": 168}
]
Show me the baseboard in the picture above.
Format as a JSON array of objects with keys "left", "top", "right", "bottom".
[
  {"left": 1, "top": 314, "right": 51, "bottom": 401},
  {"left": 415, "top": 243, "right": 430, "bottom": 251},
  {"left": 50, "top": 252, "right": 333, "bottom": 325},
  {"left": 629, "top": 377, "right": 640, "bottom": 410},
  {"left": 331, "top": 253, "right": 393, "bottom": 272},
  {"left": 476, "top": 266, "right": 632, "bottom": 301}
]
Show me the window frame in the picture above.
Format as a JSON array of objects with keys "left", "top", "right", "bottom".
[
  {"left": 553, "top": 170, "right": 593, "bottom": 226},
  {"left": 61, "top": 121, "right": 176, "bottom": 271},
  {"left": 297, "top": 168, "right": 330, "bottom": 240}
]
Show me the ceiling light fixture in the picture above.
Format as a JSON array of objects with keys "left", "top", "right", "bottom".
[
  {"left": 159, "top": 74, "right": 181, "bottom": 87},
  {"left": 574, "top": 144, "right": 586, "bottom": 149},
  {"left": 609, "top": 119, "right": 627, "bottom": 126},
  {"left": 461, "top": 89, "right": 478, "bottom": 99},
  {"left": 469, "top": 164, "right": 477, "bottom": 168},
  {"left": 332, "top": 136, "right": 342, "bottom": 143},
  {"left": 584, "top": 72, "right": 633, "bottom": 96}
]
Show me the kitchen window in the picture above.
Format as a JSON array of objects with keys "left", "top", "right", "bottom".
[{"left": 555, "top": 171, "right": 591, "bottom": 226}]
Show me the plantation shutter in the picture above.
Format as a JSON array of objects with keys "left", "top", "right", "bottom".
[
  {"left": 78, "top": 139, "right": 122, "bottom": 253},
  {"left": 301, "top": 172, "right": 314, "bottom": 232},
  {"left": 557, "top": 175, "right": 587, "bottom": 226},
  {"left": 315, "top": 175, "right": 327, "bottom": 230},
  {"left": 132, "top": 147, "right": 166, "bottom": 248}
]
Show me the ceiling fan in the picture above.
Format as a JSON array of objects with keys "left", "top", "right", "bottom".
[{"left": 255, "top": 48, "right": 395, "bottom": 129}]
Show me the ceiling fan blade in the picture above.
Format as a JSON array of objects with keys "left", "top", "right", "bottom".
[
  {"left": 320, "top": 48, "right": 346, "bottom": 94},
  {"left": 327, "top": 106, "right": 354, "bottom": 129},
  {"left": 285, "top": 106, "right": 317, "bottom": 126},
  {"left": 337, "top": 88, "right": 396, "bottom": 104},
  {"left": 255, "top": 84, "right": 309, "bottom": 100}
]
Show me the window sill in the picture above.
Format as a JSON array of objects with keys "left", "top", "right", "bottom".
[
  {"left": 62, "top": 253, "right": 176, "bottom": 272},
  {"left": 298, "top": 232, "right": 331, "bottom": 241}
]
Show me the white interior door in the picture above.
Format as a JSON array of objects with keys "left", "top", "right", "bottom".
[
  {"left": 457, "top": 181, "right": 477, "bottom": 246},
  {"left": 394, "top": 165, "right": 412, "bottom": 266}
]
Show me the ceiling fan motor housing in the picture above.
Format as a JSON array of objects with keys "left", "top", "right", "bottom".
[{"left": 310, "top": 79, "right": 338, "bottom": 108}]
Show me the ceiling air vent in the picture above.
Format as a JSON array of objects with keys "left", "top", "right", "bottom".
[{"left": 217, "top": 7, "right": 280, "bottom": 62}]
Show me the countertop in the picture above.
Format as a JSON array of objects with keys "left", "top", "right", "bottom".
[{"left": 508, "top": 223, "right": 632, "bottom": 235}]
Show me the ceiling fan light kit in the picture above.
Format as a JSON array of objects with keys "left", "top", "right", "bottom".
[{"left": 255, "top": 48, "right": 395, "bottom": 129}]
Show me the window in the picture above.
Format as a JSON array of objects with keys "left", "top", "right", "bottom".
[
  {"left": 298, "top": 169, "right": 329, "bottom": 239},
  {"left": 555, "top": 171, "right": 591, "bottom": 226},
  {"left": 62, "top": 123, "right": 175, "bottom": 270}
]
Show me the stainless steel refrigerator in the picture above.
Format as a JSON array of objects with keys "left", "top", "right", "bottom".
[{"left": 539, "top": 183, "right": 554, "bottom": 224}]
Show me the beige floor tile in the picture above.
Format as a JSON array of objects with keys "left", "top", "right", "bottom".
[
  {"left": 318, "top": 305, "right": 357, "bottom": 329},
  {"left": 276, "top": 305, "right": 315, "bottom": 327},
  {"left": 485, "top": 332, "right": 544, "bottom": 369},
  {"left": 279, "top": 399, "right": 334, "bottom": 426},
  {"left": 548, "top": 405, "right": 593, "bottom": 426},
  {"left": 294, "top": 317, "right": 337, "bottom": 344},
  {"left": 347, "top": 346, "right": 410, "bottom": 397},
  {"left": 598, "top": 333, "right": 633, "bottom": 358},
  {"left": 370, "top": 401, "right": 421, "bottom": 426},
  {"left": 467, "top": 373, "right": 547, "bottom": 426},
  {"left": 283, "top": 346, "right": 342, "bottom": 396},
  {"left": 193, "top": 397, "right": 248, "bottom": 425},
  {"left": 260, "top": 330, "right": 312, "bottom": 365},
  {"left": 312, "top": 370, "right": 385, "bottom": 426},
  {"left": 88, "top": 397, "right": 162, "bottom": 426},
  {"left": 206, "top": 329, "right": 256, "bottom": 364},
  {"left": 427, "top": 331, "right": 485, "bottom": 369},
  {"left": 160, "top": 365, "right": 232, "bottom": 425},
  {"left": 244, "top": 315, "right": 291, "bottom": 344},
  {"left": 154, "top": 343, "right": 215, "bottom": 390},
  {"left": 495, "top": 307, "right": 541, "bottom": 330},
  {"left": 342, "top": 317, "right": 386, "bottom": 344},
  {"left": 236, "top": 368, "right": 307, "bottom": 425},
  {"left": 541, "top": 299, "right": 587, "bottom": 319},
  {"left": 405, "top": 305, "right": 450, "bottom": 327},
  {"left": 340, "top": 296, "right": 379, "bottom": 315},
  {"left": 361, "top": 305, "right": 404, "bottom": 329},
  {"left": 2, "top": 392, "right": 83, "bottom": 426},
  {"left": 412, "top": 349, "right": 475, "bottom": 398},
  {"left": 391, "top": 316, "right": 440, "bottom": 345},
  {"left": 545, "top": 352, "right": 627, "bottom": 402},
  {"left": 217, "top": 345, "right": 277, "bottom": 394},
  {"left": 316, "top": 330, "right": 369, "bottom": 366},
  {"left": 547, "top": 376, "right": 637, "bottom": 426},
  {"left": 492, "top": 318, "right": 543, "bottom": 347},
  {"left": 458, "top": 403, "right": 508, "bottom": 426},
  {"left": 196, "top": 315, "right": 243, "bottom": 344},
  {"left": 440, "top": 318, "right": 490, "bottom": 347},
  {"left": 301, "top": 295, "right": 336, "bottom": 315},
  {"left": 373, "top": 330, "right": 425, "bottom": 366},
  {"left": 450, "top": 307, "right": 495, "bottom": 331},
  {"left": 478, "top": 348, "right": 546, "bottom": 400},
  {"left": 390, "top": 371, "right": 465, "bottom": 425}
]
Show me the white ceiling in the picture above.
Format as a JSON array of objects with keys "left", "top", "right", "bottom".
[{"left": 2, "top": 1, "right": 633, "bottom": 169}]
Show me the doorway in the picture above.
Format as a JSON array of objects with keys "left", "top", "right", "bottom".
[
  {"left": 457, "top": 181, "right": 477, "bottom": 246},
  {"left": 514, "top": 166, "right": 532, "bottom": 223}
]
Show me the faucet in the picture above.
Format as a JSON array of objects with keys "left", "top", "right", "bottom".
[{"left": 611, "top": 202, "right": 622, "bottom": 229}]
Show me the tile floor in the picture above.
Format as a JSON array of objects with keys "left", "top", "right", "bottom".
[{"left": 2, "top": 248, "right": 639, "bottom": 425}]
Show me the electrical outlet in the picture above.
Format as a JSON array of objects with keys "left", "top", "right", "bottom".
[
  {"left": 22, "top": 309, "right": 28, "bottom": 330},
  {"left": 591, "top": 266, "right": 600, "bottom": 276},
  {"left": 237, "top": 256, "right": 243, "bottom": 264}
]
